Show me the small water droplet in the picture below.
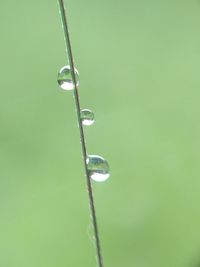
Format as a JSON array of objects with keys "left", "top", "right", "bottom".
[
  {"left": 57, "top": 65, "right": 79, "bottom": 90},
  {"left": 81, "top": 109, "right": 94, "bottom": 126},
  {"left": 86, "top": 155, "right": 110, "bottom": 182}
]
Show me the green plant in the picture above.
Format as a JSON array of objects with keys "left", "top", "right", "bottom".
[{"left": 57, "top": 1, "right": 110, "bottom": 266}]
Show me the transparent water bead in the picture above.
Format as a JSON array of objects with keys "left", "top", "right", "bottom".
[
  {"left": 86, "top": 155, "right": 110, "bottom": 182},
  {"left": 57, "top": 65, "right": 79, "bottom": 90},
  {"left": 80, "top": 109, "right": 94, "bottom": 126}
]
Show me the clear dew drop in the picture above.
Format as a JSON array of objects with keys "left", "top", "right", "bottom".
[
  {"left": 80, "top": 109, "right": 94, "bottom": 126},
  {"left": 86, "top": 155, "right": 110, "bottom": 182},
  {"left": 57, "top": 65, "right": 79, "bottom": 90}
]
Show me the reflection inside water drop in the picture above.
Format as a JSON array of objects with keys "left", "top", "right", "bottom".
[
  {"left": 57, "top": 65, "right": 79, "bottom": 90},
  {"left": 80, "top": 109, "right": 94, "bottom": 126},
  {"left": 86, "top": 155, "right": 110, "bottom": 182}
]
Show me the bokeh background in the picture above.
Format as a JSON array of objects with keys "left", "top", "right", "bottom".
[{"left": 1, "top": 1, "right": 200, "bottom": 266}]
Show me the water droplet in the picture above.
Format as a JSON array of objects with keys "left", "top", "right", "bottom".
[
  {"left": 86, "top": 155, "right": 110, "bottom": 182},
  {"left": 57, "top": 65, "right": 79, "bottom": 90},
  {"left": 80, "top": 109, "right": 94, "bottom": 126}
]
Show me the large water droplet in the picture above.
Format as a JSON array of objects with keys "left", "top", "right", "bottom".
[
  {"left": 86, "top": 155, "right": 110, "bottom": 182},
  {"left": 57, "top": 65, "right": 79, "bottom": 90},
  {"left": 81, "top": 109, "right": 94, "bottom": 126}
]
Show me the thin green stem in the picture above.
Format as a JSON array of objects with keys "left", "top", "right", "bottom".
[{"left": 58, "top": 1, "right": 104, "bottom": 267}]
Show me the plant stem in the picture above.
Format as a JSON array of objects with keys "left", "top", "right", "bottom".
[{"left": 58, "top": 1, "right": 104, "bottom": 267}]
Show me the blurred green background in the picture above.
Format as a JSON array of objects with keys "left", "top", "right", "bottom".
[{"left": 1, "top": 0, "right": 200, "bottom": 266}]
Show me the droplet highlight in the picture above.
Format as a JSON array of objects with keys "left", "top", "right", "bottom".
[
  {"left": 57, "top": 65, "right": 79, "bottom": 90},
  {"left": 81, "top": 109, "right": 94, "bottom": 126},
  {"left": 86, "top": 155, "right": 110, "bottom": 182}
]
